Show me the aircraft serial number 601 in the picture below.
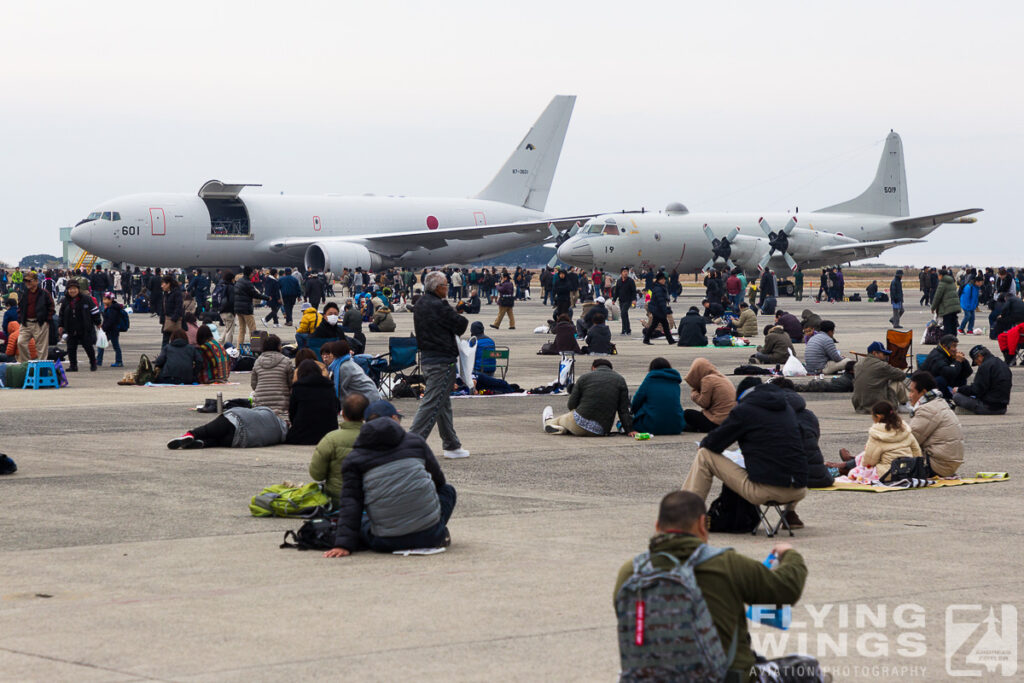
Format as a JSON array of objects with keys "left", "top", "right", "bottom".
[{"left": 121, "top": 226, "right": 141, "bottom": 236}]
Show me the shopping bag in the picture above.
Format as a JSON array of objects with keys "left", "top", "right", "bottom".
[{"left": 782, "top": 348, "right": 807, "bottom": 377}]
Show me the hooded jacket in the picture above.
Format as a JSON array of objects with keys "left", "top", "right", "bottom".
[
  {"left": 154, "top": 338, "right": 202, "bottom": 384},
  {"left": 701, "top": 382, "right": 807, "bottom": 488},
  {"left": 799, "top": 309, "right": 822, "bottom": 331},
  {"left": 852, "top": 354, "right": 908, "bottom": 413},
  {"left": 863, "top": 420, "right": 922, "bottom": 480},
  {"left": 909, "top": 392, "right": 964, "bottom": 477},
  {"left": 931, "top": 274, "right": 961, "bottom": 317},
  {"left": 781, "top": 389, "right": 833, "bottom": 488},
  {"left": 286, "top": 373, "right": 340, "bottom": 445},
  {"left": 684, "top": 358, "right": 735, "bottom": 425},
  {"left": 733, "top": 307, "right": 758, "bottom": 337},
  {"left": 630, "top": 367, "right": 685, "bottom": 435},
  {"left": 756, "top": 326, "right": 794, "bottom": 364},
  {"left": 251, "top": 351, "right": 293, "bottom": 419},
  {"left": 333, "top": 418, "right": 447, "bottom": 551},
  {"left": 960, "top": 354, "right": 1012, "bottom": 408},
  {"left": 297, "top": 307, "right": 323, "bottom": 334},
  {"left": 676, "top": 310, "right": 708, "bottom": 347}
]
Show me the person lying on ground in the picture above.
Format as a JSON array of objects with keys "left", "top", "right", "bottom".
[
  {"left": 682, "top": 357, "right": 735, "bottom": 432},
  {"left": 681, "top": 377, "right": 807, "bottom": 528},
  {"left": 308, "top": 394, "right": 369, "bottom": 504},
  {"left": 907, "top": 371, "right": 964, "bottom": 477},
  {"left": 324, "top": 400, "right": 457, "bottom": 557},
  {"left": 630, "top": 357, "right": 685, "bottom": 435},
  {"left": 852, "top": 341, "right": 909, "bottom": 414},
  {"left": 792, "top": 360, "right": 856, "bottom": 393},
  {"left": 613, "top": 491, "right": 822, "bottom": 683},
  {"left": 167, "top": 406, "right": 287, "bottom": 450},
  {"left": 830, "top": 401, "right": 922, "bottom": 482},
  {"left": 951, "top": 344, "right": 1012, "bottom": 415},
  {"left": 542, "top": 358, "right": 635, "bottom": 436}
]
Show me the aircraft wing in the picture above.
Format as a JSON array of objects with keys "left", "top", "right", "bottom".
[
  {"left": 818, "top": 238, "right": 926, "bottom": 260},
  {"left": 266, "top": 215, "right": 591, "bottom": 258},
  {"left": 890, "top": 208, "right": 983, "bottom": 229}
]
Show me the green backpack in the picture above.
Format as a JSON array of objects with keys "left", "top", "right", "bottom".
[
  {"left": 135, "top": 354, "right": 156, "bottom": 385},
  {"left": 249, "top": 482, "right": 333, "bottom": 518}
]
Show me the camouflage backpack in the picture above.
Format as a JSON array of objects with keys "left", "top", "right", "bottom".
[{"left": 615, "top": 544, "right": 737, "bottom": 682}]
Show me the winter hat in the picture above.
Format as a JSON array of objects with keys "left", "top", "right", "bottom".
[
  {"left": 470, "top": 321, "right": 485, "bottom": 336},
  {"left": 735, "top": 376, "right": 763, "bottom": 400}
]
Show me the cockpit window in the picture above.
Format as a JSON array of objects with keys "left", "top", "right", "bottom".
[
  {"left": 87, "top": 212, "right": 102, "bottom": 220},
  {"left": 111, "top": 212, "right": 120, "bottom": 221},
  {"left": 603, "top": 219, "right": 619, "bottom": 236},
  {"left": 586, "top": 220, "right": 603, "bottom": 234},
  {"left": 101, "top": 211, "right": 111, "bottom": 220}
]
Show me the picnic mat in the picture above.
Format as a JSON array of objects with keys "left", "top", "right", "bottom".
[{"left": 812, "top": 473, "right": 1009, "bottom": 492}]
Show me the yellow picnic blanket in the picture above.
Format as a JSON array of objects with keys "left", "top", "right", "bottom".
[{"left": 812, "top": 473, "right": 1009, "bottom": 492}]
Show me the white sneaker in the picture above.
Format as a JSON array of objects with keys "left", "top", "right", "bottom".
[
  {"left": 542, "top": 405, "right": 554, "bottom": 426},
  {"left": 443, "top": 448, "right": 470, "bottom": 459}
]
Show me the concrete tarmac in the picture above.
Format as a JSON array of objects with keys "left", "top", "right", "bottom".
[{"left": 2, "top": 293, "right": 1021, "bottom": 682}]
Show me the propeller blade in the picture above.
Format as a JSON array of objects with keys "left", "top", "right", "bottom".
[
  {"left": 547, "top": 223, "right": 560, "bottom": 239},
  {"left": 783, "top": 217, "right": 797, "bottom": 234},
  {"left": 784, "top": 252, "right": 799, "bottom": 272},
  {"left": 701, "top": 259, "right": 716, "bottom": 274},
  {"left": 568, "top": 222, "right": 581, "bottom": 237},
  {"left": 547, "top": 254, "right": 559, "bottom": 269},
  {"left": 726, "top": 259, "right": 736, "bottom": 271},
  {"left": 726, "top": 226, "right": 740, "bottom": 242},
  {"left": 757, "top": 217, "right": 773, "bottom": 237},
  {"left": 702, "top": 223, "right": 715, "bottom": 243},
  {"left": 757, "top": 252, "right": 772, "bottom": 272}
]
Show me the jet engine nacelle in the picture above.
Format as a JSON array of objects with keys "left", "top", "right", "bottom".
[{"left": 304, "top": 241, "right": 383, "bottom": 273}]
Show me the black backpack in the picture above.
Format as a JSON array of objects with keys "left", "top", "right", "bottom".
[
  {"left": 880, "top": 456, "right": 932, "bottom": 484},
  {"left": 280, "top": 516, "right": 340, "bottom": 550},
  {"left": 707, "top": 486, "right": 759, "bottom": 533},
  {"left": 118, "top": 305, "right": 131, "bottom": 332}
]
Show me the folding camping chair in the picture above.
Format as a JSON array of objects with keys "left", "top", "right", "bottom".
[
  {"left": 886, "top": 328, "right": 914, "bottom": 372},
  {"left": 482, "top": 346, "right": 510, "bottom": 380},
  {"left": 376, "top": 336, "right": 419, "bottom": 397}
]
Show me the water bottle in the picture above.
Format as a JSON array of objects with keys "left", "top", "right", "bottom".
[
  {"left": 746, "top": 552, "right": 791, "bottom": 629},
  {"left": 634, "top": 432, "right": 652, "bottom": 441},
  {"left": 216, "top": 391, "right": 223, "bottom": 415}
]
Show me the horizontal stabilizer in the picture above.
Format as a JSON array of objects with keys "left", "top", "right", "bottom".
[
  {"left": 890, "top": 208, "right": 983, "bottom": 229},
  {"left": 818, "top": 237, "right": 925, "bottom": 262}
]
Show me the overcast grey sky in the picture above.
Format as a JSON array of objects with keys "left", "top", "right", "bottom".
[{"left": 1, "top": 1, "right": 1020, "bottom": 267}]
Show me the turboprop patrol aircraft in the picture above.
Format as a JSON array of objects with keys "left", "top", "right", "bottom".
[
  {"left": 71, "top": 96, "right": 587, "bottom": 270},
  {"left": 555, "top": 131, "right": 981, "bottom": 274}
]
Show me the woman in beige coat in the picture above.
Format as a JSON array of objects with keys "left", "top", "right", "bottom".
[
  {"left": 908, "top": 371, "right": 964, "bottom": 477},
  {"left": 682, "top": 358, "right": 736, "bottom": 432},
  {"left": 251, "top": 334, "right": 293, "bottom": 422}
]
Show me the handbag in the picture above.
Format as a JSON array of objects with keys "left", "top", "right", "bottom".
[
  {"left": 879, "top": 456, "right": 932, "bottom": 484},
  {"left": 163, "top": 318, "right": 182, "bottom": 334}
]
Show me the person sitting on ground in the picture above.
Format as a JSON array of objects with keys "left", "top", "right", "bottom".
[
  {"left": 324, "top": 400, "right": 457, "bottom": 557},
  {"left": 804, "top": 320, "right": 847, "bottom": 374},
  {"left": 470, "top": 321, "right": 497, "bottom": 376},
  {"left": 830, "top": 401, "right": 921, "bottom": 483},
  {"left": 542, "top": 358, "right": 635, "bottom": 436},
  {"left": 749, "top": 324, "right": 793, "bottom": 365},
  {"left": 771, "top": 377, "right": 834, "bottom": 489},
  {"left": 582, "top": 313, "right": 613, "bottom": 354},
  {"left": 852, "top": 341, "right": 909, "bottom": 413},
  {"left": 154, "top": 328, "right": 202, "bottom": 384},
  {"left": 321, "top": 339, "right": 381, "bottom": 402},
  {"left": 167, "top": 405, "right": 287, "bottom": 450},
  {"left": 701, "top": 298, "right": 724, "bottom": 320},
  {"left": 341, "top": 299, "right": 362, "bottom": 334},
  {"left": 730, "top": 301, "right": 758, "bottom": 337},
  {"left": 775, "top": 309, "right": 803, "bottom": 343},
  {"left": 312, "top": 301, "right": 347, "bottom": 340},
  {"left": 291, "top": 347, "right": 328, "bottom": 383},
  {"left": 577, "top": 296, "right": 609, "bottom": 336},
  {"left": 866, "top": 280, "right": 879, "bottom": 301},
  {"left": 183, "top": 312, "right": 199, "bottom": 345},
  {"left": 676, "top": 306, "right": 708, "bottom": 347},
  {"left": 195, "top": 323, "right": 231, "bottom": 384},
  {"left": 294, "top": 302, "right": 322, "bottom": 348},
  {"left": 308, "top": 393, "right": 369, "bottom": 504},
  {"left": 250, "top": 334, "right": 293, "bottom": 421},
  {"left": 952, "top": 344, "right": 1012, "bottom": 415},
  {"left": 994, "top": 292, "right": 1024, "bottom": 337},
  {"left": 369, "top": 304, "right": 396, "bottom": 333},
  {"left": 682, "top": 377, "right": 808, "bottom": 527},
  {"left": 794, "top": 360, "right": 856, "bottom": 393},
  {"left": 540, "top": 313, "right": 581, "bottom": 355},
  {"left": 907, "top": 371, "right": 964, "bottom": 477},
  {"left": 799, "top": 308, "right": 822, "bottom": 333},
  {"left": 285, "top": 359, "right": 341, "bottom": 445},
  {"left": 919, "top": 334, "right": 972, "bottom": 399},
  {"left": 630, "top": 357, "right": 685, "bottom": 435},
  {"left": 455, "top": 287, "right": 481, "bottom": 315},
  {"left": 614, "top": 491, "right": 821, "bottom": 682},
  {"left": 682, "top": 357, "right": 736, "bottom": 432}
]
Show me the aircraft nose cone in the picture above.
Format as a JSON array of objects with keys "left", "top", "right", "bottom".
[
  {"left": 557, "top": 238, "right": 592, "bottom": 267},
  {"left": 71, "top": 223, "right": 93, "bottom": 251}
]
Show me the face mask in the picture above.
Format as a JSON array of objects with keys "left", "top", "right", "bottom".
[{"left": 326, "top": 314, "right": 339, "bottom": 325}]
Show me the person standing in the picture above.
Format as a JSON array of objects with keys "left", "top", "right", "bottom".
[
  {"left": 16, "top": 270, "right": 54, "bottom": 363},
  {"left": 889, "top": 269, "right": 905, "bottom": 328},
  {"left": 304, "top": 270, "right": 325, "bottom": 310},
  {"left": 234, "top": 266, "right": 268, "bottom": 345},
  {"left": 278, "top": 268, "right": 301, "bottom": 326},
  {"left": 612, "top": 268, "right": 637, "bottom": 336},
  {"left": 159, "top": 275, "right": 184, "bottom": 348},
  {"left": 551, "top": 268, "right": 572, "bottom": 319},
  {"left": 410, "top": 271, "right": 470, "bottom": 459},
  {"left": 262, "top": 268, "right": 282, "bottom": 327},
  {"left": 643, "top": 272, "right": 675, "bottom": 345},
  {"left": 59, "top": 280, "right": 101, "bottom": 371},
  {"left": 97, "top": 292, "right": 125, "bottom": 367},
  {"left": 958, "top": 274, "right": 982, "bottom": 334},
  {"left": 491, "top": 272, "right": 516, "bottom": 330},
  {"left": 931, "top": 268, "right": 961, "bottom": 336},
  {"left": 793, "top": 267, "right": 804, "bottom": 302}
]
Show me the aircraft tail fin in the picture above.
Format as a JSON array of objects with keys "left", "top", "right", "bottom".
[
  {"left": 817, "top": 131, "right": 909, "bottom": 217},
  {"left": 476, "top": 95, "right": 576, "bottom": 211}
]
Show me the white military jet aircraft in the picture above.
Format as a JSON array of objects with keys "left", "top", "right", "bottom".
[
  {"left": 555, "top": 131, "right": 981, "bottom": 274},
  {"left": 71, "top": 96, "right": 586, "bottom": 270}
]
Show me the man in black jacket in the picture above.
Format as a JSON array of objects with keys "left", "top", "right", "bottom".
[
  {"left": 682, "top": 379, "right": 808, "bottom": 527},
  {"left": 324, "top": 400, "right": 456, "bottom": 557},
  {"left": 952, "top": 345, "right": 1012, "bottom": 415},
  {"left": 643, "top": 272, "right": 675, "bottom": 345},
  {"left": 889, "top": 269, "right": 905, "bottom": 328},
  {"left": 233, "top": 266, "right": 269, "bottom": 345},
  {"left": 611, "top": 268, "right": 636, "bottom": 336},
  {"left": 410, "top": 271, "right": 470, "bottom": 459},
  {"left": 261, "top": 268, "right": 282, "bottom": 327},
  {"left": 676, "top": 306, "right": 708, "bottom": 347},
  {"left": 304, "top": 271, "right": 326, "bottom": 309},
  {"left": 919, "top": 334, "right": 973, "bottom": 399},
  {"left": 17, "top": 271, "right": 55, "bottom": 362},
  {"left": 551, "top": 268, "right": 572, "bottom": 319}
]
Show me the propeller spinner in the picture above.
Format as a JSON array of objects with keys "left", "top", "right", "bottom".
[
  {"left": 757, "top": 216, "right": 799, "bottom": 273},
  {"left": 701, "top": 224, "right": 740, "bottom": 273},
  {"left": 547, "top": 222, "right": 581, "bottom": 268}
]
